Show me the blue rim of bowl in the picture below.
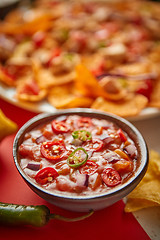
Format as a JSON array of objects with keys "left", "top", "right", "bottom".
[{"left": 13, "top": 108, "right": 149, "bottom": 201}]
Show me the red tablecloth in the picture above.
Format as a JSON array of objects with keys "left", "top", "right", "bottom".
[{"left": 0, "top": 98, "right": 150, "bottom": 240}]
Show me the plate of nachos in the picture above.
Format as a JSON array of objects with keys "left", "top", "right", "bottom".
[{"left": 0, "top": 0, "right": 160, "bottom": 120}]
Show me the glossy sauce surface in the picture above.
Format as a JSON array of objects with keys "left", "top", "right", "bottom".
[{"left": 18, "top": 115, "right": 139, "bottom": 196}]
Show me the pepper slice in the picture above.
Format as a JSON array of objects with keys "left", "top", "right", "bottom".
[
  {"left": 79, "top": 160, "right": 99, "bottom": 175},
  {"left": 35, "top": 167, "right": 59, "bottom": 185},
  {"left": 102, "top": 168, "right": 121, "bottom": 187},
  {"left": 52, "top": 120, "right": 70, "bottom": 134},
  {"left": 72, "top": 130, "right": 92, "bottom": 141},
  {"left": 67, "top": 147, "right": 88, "bottom": 168},
  {"left": 40, "top": 139, "right": 67, "bottom": 161}
]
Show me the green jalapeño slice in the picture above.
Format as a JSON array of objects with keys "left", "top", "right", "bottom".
[
  {"left": 72, "top": 130, "right": 92, "bottom": 141},
  {"left": 67, "top": 147, "right": 88, "bottom": 168}
]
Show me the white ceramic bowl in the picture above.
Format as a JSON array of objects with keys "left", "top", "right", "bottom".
[{"left": 13, "top": 109, "right": 148, "bottom": 212}]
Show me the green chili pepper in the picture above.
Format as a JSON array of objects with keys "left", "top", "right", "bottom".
[
  {"left": 0, "top": 202, "right": 93, "bottom": 227},
  {"left": 72, "top": 130, "right": 92, "bottom": 141},
  {"left": 67, "top": 147, "right": 88, "bottom": 168}
]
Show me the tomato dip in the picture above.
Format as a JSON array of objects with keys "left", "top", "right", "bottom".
[{"left": 18, "top": 115, "right": 139, "bottom": 196}]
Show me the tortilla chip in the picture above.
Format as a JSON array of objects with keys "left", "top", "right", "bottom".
[
  {"left": 91, "top": 94, "right": 148, "bottom": 117},
  {"left": 114, "top": 61, "right": 152, "bottom": 76},
  {"left": 16, "top": 78, "right": 47, "bottom": 102},
  {"left": 0, "top": 11, "right": 53, "bottom": 35},
  {"left": 75, "top": 64, "right": 112, "bottom": 99},
  {"left": 32, "top": 61, "right": 75, "bottom": 89},
  {"left": 0, "top": 66, "right": 16, "bottom": 86},
  {"left": 125, "top": 150, "right": 160, "bottom": 212},
  {"left": 125, "top": 198, "right": 159, "bottom": 212},
  {"left": 48, "top": 85, "right": 93, "bottom": 108},
  {"left": 149, "top": 79, "right": 160, "bottom": 108}
]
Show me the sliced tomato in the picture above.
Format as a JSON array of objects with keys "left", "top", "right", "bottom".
[
  {"left": 20, "top": 79, "right": 40, "bottom": 95},
  {"left": 84, "top": 138, "right": 104, "bottom": 152},
  {"left": 77, "top": 117, "right": 93, "bottom": 128},
  {"left": 117, "top": 128, "right": 127, "bottom": 142},
  {"left": 46, "top": 47, "right": 61, "bottom": 67},
  {"left": 35, "top": 167, "right": 59, "bottom": 185},
  {"left": 91, "top": 60, "right": 105, "bottom": 77},
  {"left": 136, "top": 79, "right": 153, "bottom": 100},
  {"left": 0, "top": 66, "right": 16, "bottom": 85},
  {"left": 79, "top": 160, "right": 99, "bottom": 175},
  {"left": 51, "top": 120, "right": 70, "bottom": 134},
  {"left": 33, "top": 31, "right": 46, "bottom": 48},
  {"left": 102, "top": 168, "right": 121, "bottom": 187},
  {"left": 40, "top": 139, "right": 67, "bottom": 161}
]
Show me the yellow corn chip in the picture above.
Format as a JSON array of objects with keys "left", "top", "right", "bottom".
[
  {"left": 149, "top": 79, "right": 160, "bottom": 108},
  {"left": 48, "top": 85, "right": 93, "bottom": 109},
  {"left": 0, "top": 109, "right": 18, "bottom": 142},
  {"left": 91, "top": 94, "right": 148, "bottom": 118},
  {"left": 125, "top": 150, "right": 160, "bottom": 212},
  {"left": 75, "top": 64, "right": 111, "bottom": 99}
]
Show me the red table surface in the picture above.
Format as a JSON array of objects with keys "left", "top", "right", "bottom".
[{"left": 0, "top": 98, "right": 150, "bottom": 240}]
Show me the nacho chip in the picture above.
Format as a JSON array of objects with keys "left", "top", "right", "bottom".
[
  {"left": 0, "top": 10, "right": 53, "bottom": 35},
  {"left": 125, "top": 150, "right": 160, "bottom": 212},
  {"left": 75, "top": 64, "right": 112, "bottom": 99},
  {"left": 32, "top": 60, "right": 76, "bottom": 89},
  {"left": 48, "top": 85, "right": 93, "bottom": 109},
  {"left": 0, "top": 66, "right": 16, "bottom": 86},
  {"left": 16, "top": 78, "right": 47, "bottom": 102},
  {"left": 91, "top": 94, "right": 148, "bottom": 117},
  {"left": 149, "top": 79, "right": 160, "bottom": 108},
  {"left": 0, "top": 109, "right": 18, "bottom": 142}
]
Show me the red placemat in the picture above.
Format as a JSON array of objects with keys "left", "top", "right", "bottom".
[{"left": 0, "top": 98, "right": 150, "bottom": 240}]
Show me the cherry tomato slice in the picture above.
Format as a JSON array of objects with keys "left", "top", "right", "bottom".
[
  {"left": 136, "top": 79, "right": 153, "bottom": 100},
  {"left": 51, "top": 120, "right": 70, "bottom": 134},
  {"left": 40, "top": 140, "right": 67, "bottom": 161},
  {"left": 20, "top": 79, "right": 40, "bottom": 95},
  {"left": 84, "top": 138, "right": 104, "bottom": 152},
  {"left": 102, "top": 168, "right": 121, "bottom": 187},
  {"left": 117, "top": 128, "right": 127, "bottom": 142},
  {"left": 35, "top": 167, "right": 59, "bottom": 185},
  {"left": 46, "top": 47, "right": 61, "bottom": 67},
  {"left": 79, "top": 160, "right": 99, "bottom": 175},
  {"left": 77, "top": 117, "right": 93, "bottom": 128}
]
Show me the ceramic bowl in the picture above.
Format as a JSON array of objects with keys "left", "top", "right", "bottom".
[{"left": 13, "top": 108, "right": 148, "bottom": 212}]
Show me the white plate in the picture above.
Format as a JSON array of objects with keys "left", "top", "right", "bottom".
[{"left": 0, "top": 82, "right": 160, "bottom": 121}]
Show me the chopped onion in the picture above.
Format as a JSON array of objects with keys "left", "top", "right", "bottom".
[
  {"left": 26, "top": 162, "right": 41, "bottom": 171},
  {"left": 96, "top": 72, "right": 157, "bottom": 81},
  {"left": 36, "top": 135, "right": 46, "bottom": 144},
  {"left": 103, "top": 152, "right": 120, "bottom": 163},
  {"left": 76, "top": 173, "right": 89, "bottom": 187},
  {"left": 124, "top": 144, "right": 137, "bottom": 158},
  {"left": 71, "top": 138, "right": 83, "bottom": 146}
]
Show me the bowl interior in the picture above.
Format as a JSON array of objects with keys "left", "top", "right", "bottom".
[{"left": 13, "top": 108, "right": 149, "bottom": 200}]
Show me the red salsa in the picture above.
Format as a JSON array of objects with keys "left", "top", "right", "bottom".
[{"left": 18, "top": 115, "right": 139, "bottom": 196}]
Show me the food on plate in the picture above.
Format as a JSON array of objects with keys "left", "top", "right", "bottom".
[
  {"left": 125, "top": 150, "right": 160, "bottom": 212},
  {"left": 0, "top": 109, "right": 17, "bottom": 142},
  {"left": 0, "top": 0, "right": 160, "bottom": 116},
  {"left": 0, "top": 202, "right": 93, "bottom": 227},
  {"left": 91, "top": 95, "right": 148, "bottom": 117},
  {"left": 18, "top": 115, "right": 140, "bottom": 196}
]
